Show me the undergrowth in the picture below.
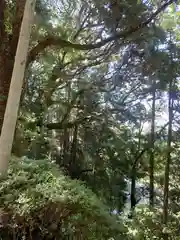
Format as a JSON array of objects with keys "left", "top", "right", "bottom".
[{"left": 0, "top": 158, "right": 128, "bottom": 239}]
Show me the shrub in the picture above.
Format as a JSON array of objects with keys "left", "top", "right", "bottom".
[
  {"left": 125, "top": 206, "right": 180, "bottom": 240},
  {"left": 0, "top": 158, "right": 128, "bottom": 239}
]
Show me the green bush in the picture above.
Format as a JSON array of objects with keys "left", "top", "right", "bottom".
[
  {"left": 125, "top": 206, "right": 180, "bottom": 240},
  {"left": 0, "top": 158, "right": 128, "bottom": 239}
]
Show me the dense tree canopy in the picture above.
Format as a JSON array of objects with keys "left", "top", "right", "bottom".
[{"left": 0, "top": 0, "right": 180, "bottom": 239}]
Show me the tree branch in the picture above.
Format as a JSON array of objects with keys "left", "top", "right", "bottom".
[{"left": 28, "top": 0, "right": 173, "bottom": 63}]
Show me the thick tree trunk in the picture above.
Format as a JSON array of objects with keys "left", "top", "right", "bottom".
[
  {"left": 0, "top": 54, "right": 11, "bottom": 133},
  {"left": 0, "top": 0, "right": 6, "bottom": 44},
  {"left": 0, "top": 0, "right": 26, "bottom": 134},
  {"left": 0, "top": 0, "right": 36, "bottom": 177}
]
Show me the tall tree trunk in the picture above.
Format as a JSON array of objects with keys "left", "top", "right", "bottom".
[
  {"left": 0, "top": 0, "right": 26, "bottom": 134},
  {"left": 0, "top": 0, "right": 36, "bottom": 177},
  {"left": 0, "top": 0, "right": 6, "bottom": 129},
  {"left": 130, "top": 165, "right": 136, "bottom": 210},
  {"left": 70, "top": 125, "right": 78, "bottom": 164},
  {"left": 0, "top": 53, "right": 9, "bottom": 132},
  {"left": 69, "top": 125, "right": 78, "bottom": 179},
  {"left": 163, "top": 82, "right": 173, "bottom": 239},
  {"left": 62, "top": 127, "right": 70, "bottom": 164},
  {"left": 163, "top": 42, "right": 174, "bottom": 240},
  {"left": 62, "top": 82, "right": 71, "bottom": 166},
  {"left": 129, "top": 122, "right": 142, "bottom": 218},
  {"left": 149, "top": 78, "right": 156, "bottom": 207},
  {"left": 0, "top": 0, "right": 6, "bottom": 42}
]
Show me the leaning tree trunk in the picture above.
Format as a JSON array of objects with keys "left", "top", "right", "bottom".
[
  {"left": 0, "top": 0, "right": 26, "bottom": 134},
  {"left": 0, "top": 0, "right": 36, "bottom": 177}
]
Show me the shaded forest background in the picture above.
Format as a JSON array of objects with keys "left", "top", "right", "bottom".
[{"left": 0, "top": 0, "right": 180, "bottom": 239}]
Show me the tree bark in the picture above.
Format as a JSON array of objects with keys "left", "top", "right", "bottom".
[
  {"left": 130, "top": 165, "right": 136, "bottom": 210},
  {"left": 70, "top": 125, "right": 78, "bottom": 164},
  {"left": 149, "top": 78, "right": 156, "bottom": 207},
  {"left": 0, "top": 0, "right": 6, "bottom": 44},
  {"left": 163, "top": 78, "right": 173, "bottom": 240},
  {"left": 0, "top": 0, "right": 26, "bottom": 134},
  {"left": 0, "top": 0, "right": 36, "bottom": 177},
  {"left": 163, "top": 40, "right": 174, "bottom": 240},
  {"left": 129, "top": 124, "right": 143, "bottom": 218},
  {"left": 0, "top": 53, "right": 10, "bottom": 132}
]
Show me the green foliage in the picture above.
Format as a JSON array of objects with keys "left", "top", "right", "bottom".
[
  {"left": 0, "top": 158, "right": 128, "bottom": 239},
  {"left": 126, "top": 207, "right": 163, "bottom": 239},
  {"left": 126, "top": 206, "right": 180, "bottom": 240},
  {"left": 3, "top": 0, "right": 180, "bottom": 239}
]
